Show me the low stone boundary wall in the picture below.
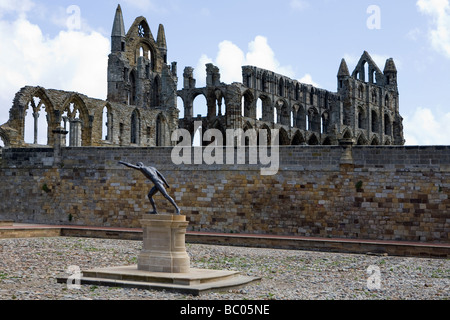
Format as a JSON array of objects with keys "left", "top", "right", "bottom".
[{"left": 0, "top": 146, "right": 449, "bottom": 244}]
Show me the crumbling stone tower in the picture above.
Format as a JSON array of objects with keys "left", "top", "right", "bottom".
[
  {"left": 107, "top": 5, "right": 179, "bottom": 146},
  {"left": 338, "top": 51, "right": 404, "bottom": 145}
]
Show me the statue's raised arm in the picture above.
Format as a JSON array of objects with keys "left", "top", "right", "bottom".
[{"left": 119, "top": 161, "right": 140, "bottom": 170}]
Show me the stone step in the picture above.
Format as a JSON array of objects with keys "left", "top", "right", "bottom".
[
  {"left": 57, "top": 266, "right": 261, "bottom": 296},
  {"left": 82, "top": 266, "right": 243, "bottom": 286}
]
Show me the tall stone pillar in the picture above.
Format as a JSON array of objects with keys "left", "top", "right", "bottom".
[
  {"left": 33, "top": 111, "right": 39, "bottom": 144},
  {"left": 69, "top": 119, "right": 82, "bottom": 147},
  {"left": 138, "top": 215, "right": 191, "bottom": 273},
  {"left": 52, "top": 126, "right": 68, "bottom": 164}
]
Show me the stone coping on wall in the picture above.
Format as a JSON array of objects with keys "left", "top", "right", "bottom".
[{"left": 0, "top": 223, "right": 448, "bottom": 259}]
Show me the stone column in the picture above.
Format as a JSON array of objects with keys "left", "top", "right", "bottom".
[
  {"left": 52, "top": 126, "right": 68, "bottom": 164},
  {"left": 33, "top": 111, "right": 39, "bottom": 144},
  {"left": 69, "top": 119, "right": 82, "bottom": 147},
  {"left": 138, "top": 215, "right": 190, "bottom": 273}
]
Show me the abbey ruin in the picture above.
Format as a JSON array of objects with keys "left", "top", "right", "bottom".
[{"left": 0, "top": 5, "right": 405, "bottom": 149}]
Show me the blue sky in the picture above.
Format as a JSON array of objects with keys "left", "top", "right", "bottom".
[{"left": 1, "top": 0, "right": 450, "bottom": 145}]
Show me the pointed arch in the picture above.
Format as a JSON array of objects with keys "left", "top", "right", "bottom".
[
  {"left": 258, "top": 94, "right": 273, "bottom": 123},
  {"left": 371, "top": 136, "right": 380, "bottom": 146},
  {"left": 342, "top": 128, "right": 353, "bottom": 139},
  {"left": 308, "top": 134, "right": 320, "bottom": 146},
  {"left": 322, "top": 137, "right": 332, "bottom": 145},
  {"left": 357, "top": 106, "right": 367, "bottom": 129},
  {"left": 384, "top": 113, "right": 392, "bottom": 135},
  {"left": 276, "top": 99, "right": 290, "bottom": 126},
  {"left": 371, "top": 109, "right": 379, "bottom": 132},
  {"left": 24, "top": 94, "right": 50, "bottom": 145},
  {"left": 152, "top": 75, "right": 161, "bottom": 107},
  {"left": 130, "top": 69, "right": 137, "bottom": 105},
  {"left": 357, "top": 133, "right": 368, "bottom": 146},
  {"left": 307, "top": 107, "right": 320, "bottom": 131},
  {"left": 102, "top": 104, "right": 113, "bottom": 141},
  {"left": 61, "top": 94, "right": 90, "bottom": 146},
  {"left": 242, "top": 90, "right": 255, "bottom": 118},
  {"left": 279, "top": 128, "right": 290, "bottom": 146},
  {"left": 291, "top": 130, "right": 305, "bottom": 145},
  {"left": 156, "top": 113, "right": 167, "bottom": 146},
  {"left": 321, "top": 111, "right": 330, "bottom": 134}
]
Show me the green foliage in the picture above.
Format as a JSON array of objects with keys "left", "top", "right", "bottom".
[
  {"left": 355, "top": 181, "right": 363, "bottom": 191},
  {"left": 42, "top": 183, "right": 51, "bottom": 193}
]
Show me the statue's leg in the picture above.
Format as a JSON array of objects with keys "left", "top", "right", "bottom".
[
  {"left": 158, "top": 186, "right": 181, "bottom": 215},
  {"left": 147, "top": 187, "right": 158, "bottom": 214}
]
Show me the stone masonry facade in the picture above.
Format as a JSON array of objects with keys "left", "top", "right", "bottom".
[{"left": 0, "top": 146, "right": 448, "bottom": 243}]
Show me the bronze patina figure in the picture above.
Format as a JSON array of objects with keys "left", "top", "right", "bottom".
[{"left": 119, "top": 161, "right": 180, "bottom": 215}]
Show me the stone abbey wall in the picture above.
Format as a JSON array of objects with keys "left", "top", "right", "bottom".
[{"left": 0, "top": 146, "right": 449, "bottom": 244}]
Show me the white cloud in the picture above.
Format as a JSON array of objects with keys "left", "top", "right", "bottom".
[
  {"left": 195, "top": 35, "right": 309, "bottom": 87},
  {"left": 403, "top": 107, "right": 450, "bottom": 145},
  {"left": 417, "top": 0, "right": 450, "bottom": 58},
  {"left": 0, "top": 13, "right": 109, "bottom": 126},
  {"left": 194, "top": 54, "right": 214, "bottom": 87},
  {"left": 216, "top": 40, "right": 246, "bottom": 83},
  {"left": 299, "top": 74, "right": 319, "bottom": 87},
  {"left": 246, "top": 36, "right": 295, "bottom": 78},
  {"left": 0, "top": 0, "right": 35, "bottom": 17}
]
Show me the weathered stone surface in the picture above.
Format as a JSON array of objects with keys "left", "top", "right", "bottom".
[
  {"left": 0, "top": 146, "right": 449, "bottom": 244},
  {"left": 138, "top": 214, "right": 190, "bottom": 273}
]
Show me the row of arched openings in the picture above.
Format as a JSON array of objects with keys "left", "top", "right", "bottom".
[
  {"left": 357, "top": 108, "right": 393, "bottom": 135},
  {"left": 180, "top": 93, "right": 331, "bottom": 134},
  {"left": 22, "top": 93, "right": 167, "bottom": 147}
]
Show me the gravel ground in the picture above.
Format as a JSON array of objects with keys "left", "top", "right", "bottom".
[{"left": 0, "top": 237, "right": 448, "bottom": 300}]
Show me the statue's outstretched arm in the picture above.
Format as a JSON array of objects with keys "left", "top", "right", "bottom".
[{"left": 118, "top": 161, "right": 139, "bottom": 170}]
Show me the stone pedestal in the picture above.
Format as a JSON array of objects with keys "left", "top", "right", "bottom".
[
  {"left": 138, "top": 214, "right": 190, "bottom": 273},
  {"left": 57, "top": 214, "right": 261, "bottom": 295}
]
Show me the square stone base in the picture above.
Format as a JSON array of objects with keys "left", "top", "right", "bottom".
[
  {"left": 138, "top": 214, "right": 190, "bottom": 273},
  {"left": 57, "top": 265, "right": 261, "bottom": 296}
]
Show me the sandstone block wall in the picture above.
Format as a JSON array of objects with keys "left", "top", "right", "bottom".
[{"left": 0, "top": 146, "right": 448, "bottom": 243}]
